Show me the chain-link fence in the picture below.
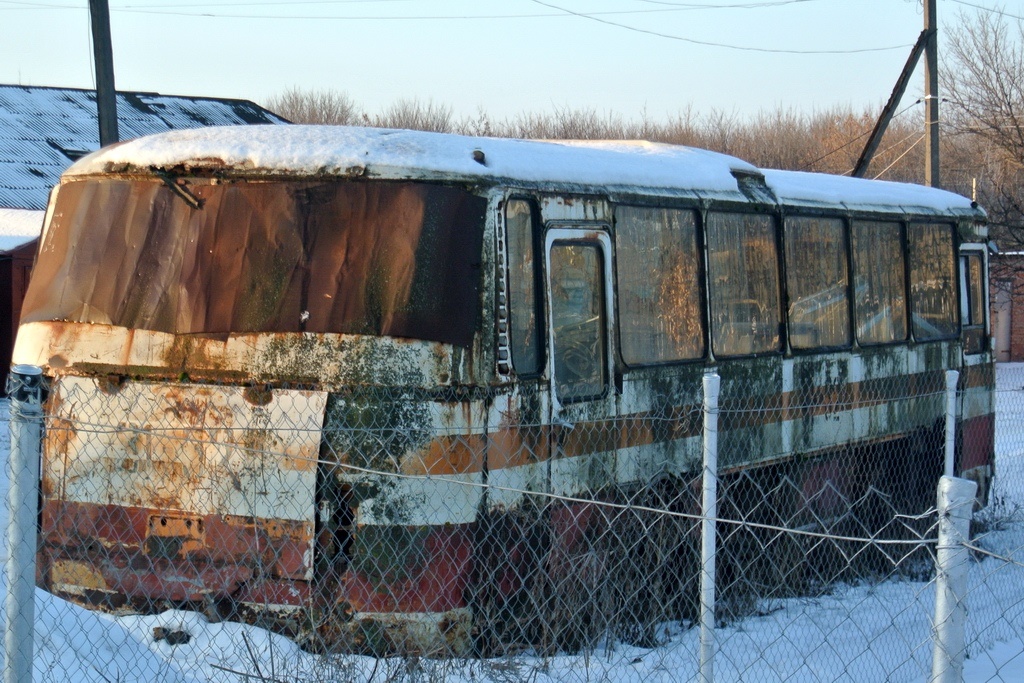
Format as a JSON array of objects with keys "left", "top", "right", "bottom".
[{"left": 2, "top": 365, "right": 1024, "bottom": 682}]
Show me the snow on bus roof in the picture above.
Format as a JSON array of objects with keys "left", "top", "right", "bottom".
[
  {"left": 67, "top": 125, "right": 754, "bottom": 199},
  {"left": 66, "top": 125, "right": 980, "bottom": 216},
  {"left": 762, "top": 169, "right": 978, "bottom": 216}
]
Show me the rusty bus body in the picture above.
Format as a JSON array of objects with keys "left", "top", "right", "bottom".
[{"left": 13, "top": 126, "right": 993, "bottom": 654}]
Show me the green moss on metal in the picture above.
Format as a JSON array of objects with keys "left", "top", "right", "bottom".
[
  {"left": 254, "top": 334, "right": 438, "bottom": 388},
  {"left": 716, "top": 356, "right": 783, "bottom": 469}
]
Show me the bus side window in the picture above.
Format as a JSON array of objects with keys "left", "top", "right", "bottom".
[
  {"left": 961, "top": 250, "right": 986, "bottom": 354},
  {"left": 615, "top": 205, "right": 705, "bottom": 364},
  {"left": 852, "top": 221, "right": 908, "bottom": 344},
  {"left": 909, "top": 223, "right": 958, "bottom": 340},
  {"left": 785, "top": 216, "right": 851, "bottom": 350},
  {"left": 550, "top": 242, "right": 606, "bottom": 401},
  {"left": 506, "top": 199, "right": 542, "bottom": 375},
  {"left": 707, "top": 212, "right": 781, "bottom": 356}
]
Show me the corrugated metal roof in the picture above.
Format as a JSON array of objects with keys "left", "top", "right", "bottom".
[
  {"left": 0, "top": 84, "right": 288, "bottom": 210},
  {"left": 0, "top": 207, "right": 43, "bottom": 253}
]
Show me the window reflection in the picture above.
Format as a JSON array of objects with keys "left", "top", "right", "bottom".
[
  {"left": 961, "top": 251, "right": 986, "bottom": 354},
  {"left": 506, "top": 200, "right": 541, "bottom": 374},
  {"left": 785, "top": 216, "right": 850, "bottom": 349},
  {"left": 550, "top": 242, "right": 606, "bottom": 401},
  {"left": 909, "top": 223, "right": 958, "bottom": 340},
  {"left": 707, "top": 212, "right": 781, "bottom": 356},
  {"left": 853, "top": 221, "right": 907, "bottom": 344},
  {"left": 615, "top": 206, "right": 704, "bottom": 364}
]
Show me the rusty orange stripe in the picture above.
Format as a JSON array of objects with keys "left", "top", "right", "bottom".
[{"left": 395, "top": 367, "right": 977, "bottom": 476}]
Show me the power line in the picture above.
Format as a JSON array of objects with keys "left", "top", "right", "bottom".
[
  {"left": 946, "top": 0, "right": 1024, "bottom": 22},
  {"left": 874, "top": 123, "right": 929, "bottom": 162},
  {"left": 0, "top": 0, "right": 921, "bottom": 59},
  {"left": 528, "top": 0, "right": 912, "bottom": 54},
  {"left": 115, "top": 6, "right": 740, "bottom": 18},
  {"left": 136, "top": 0, "right": 420, "bottom": 6},
  {"left": 0, "top": 0, "right": 916, "bottom": 57},
  {"left": 134, "top": 0, "right": 818, "bottom": 8},
  {"left": 872, "top": 133, "right": 925, "bottom": 180},
  {"left": 0, "top": 0, "right": 831, "bottom": 19},
  {"left": 0, "top": 0, "right": 829, "bottom": 9},
  {"left": 636, "top": 0, "right": 821, "bottom": 7},
  {"left": 798, "top": 100, "right": 922, "bottom": 172}
]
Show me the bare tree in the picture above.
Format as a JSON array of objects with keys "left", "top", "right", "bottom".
[
  {"left": 264, "top": 87, "right": 361, "bottom": 125},
  {"left": 260, "top": 89, "right": 938, "bottom": 187},
  {"left": 944, "top": 10, "right": 1024, "bottom": 251},
  {"left": 371, "top": 98, "right": 455, "bottom": 133}
]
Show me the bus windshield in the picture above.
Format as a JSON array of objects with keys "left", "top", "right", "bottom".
[{"left": 22, "top": 178, "right": 486, "bottom": 347}]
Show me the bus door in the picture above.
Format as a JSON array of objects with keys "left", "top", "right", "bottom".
[
  {"left": 959, "top": 245, "right": 988, "bottom": 357},
  {"left": 958, "top": 243, "right": 994, "bottom": 495},
  {"left": 544, "top": 228, "right": 619, "bottom": 502}
]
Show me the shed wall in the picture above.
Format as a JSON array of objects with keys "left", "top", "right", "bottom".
[{"left": 1, "top": 238, "right": 36, "bottom": 393}]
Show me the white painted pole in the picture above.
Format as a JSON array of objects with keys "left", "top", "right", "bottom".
[
  {"left": 5, "top": 365, "right": 44, "bottom": 683},
  {"left": 944, "top": 370, "right": 959, "bottom": 478},
  {"left": 930, "top": 475, "right": 977, "bottom": 683},
  {"left": 699, "top": 372, "right": 721, "bottom": 683}
]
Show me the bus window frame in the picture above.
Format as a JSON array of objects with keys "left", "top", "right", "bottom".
[
  {"left": 960, "top": 244, "right": 988, "bottom": 355},
  {"left": 907, "top": 221, "right": 961, "bottom": 343},
  {"left": 849, "top": 218, "right": 910, "bottom": 348},
  {"left": 544, "top": 227, "right": 616, "bottom": 410},
  {"left": 612, "top": 202, "right": 708, "bottom": 370},
  {"left": 502, "top": 195, "right": 546, "bottom": 378},
  {"left": 704, "top": 208, "right": 785, "bottom": 359},
  {"left": 781, "top": 213, "right": 854, "bottom": 355}
]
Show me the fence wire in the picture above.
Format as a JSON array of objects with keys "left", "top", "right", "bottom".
[{"left": 1, "top": 365, "right": 1023, "bottom": 682}]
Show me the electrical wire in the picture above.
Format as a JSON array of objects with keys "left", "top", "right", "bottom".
[
  {"left": 946, "top": 0, "right": 1024, "bottom": 22},
  {"left": 616, "top": 0, "right": 825, "bottom": 8},
  {"left": 0, "top": 0, "right": 832, "bottom": 21},
  {"left": 798, "top": 100, "right": 922, "bottom": 172},
  {"left": 872, "top": 133, "right": 925, "bottom": 180},
  {"left": 0, "top": 0, "right": 922, "bottom": 60},
  {"left": 528, "top": 0, "right": 911, "bottom": 54},
  {"left": 132, "top": 0, "right": 819, "bottom": 8}
]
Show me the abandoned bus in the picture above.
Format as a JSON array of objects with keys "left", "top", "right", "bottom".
[{"left": 13, "top": 125, "right": 993, "bottom": 655}]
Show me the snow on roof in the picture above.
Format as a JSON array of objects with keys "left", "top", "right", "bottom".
[
  {"left": 0, "top": 84, "right": 287, "bottom": 211},
  {"left": 69, "top": 125, "right": 757, "bottom": 201},
  {"left": 762, "top": 169, "right": 979, "bottom": 217},
  {"left": 0, "top": 207, "right": 43, "bottom": 252},
  {"left": 67, "top": 124, "right": 982, "bottom": 217}
]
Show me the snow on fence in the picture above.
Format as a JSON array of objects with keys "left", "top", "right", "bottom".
[{"left": 2, "top": 366, "right": 1024, "bottom": 682}]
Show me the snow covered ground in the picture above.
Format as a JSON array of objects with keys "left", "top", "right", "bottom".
[{"left": 3, "top": 367, "right": 1024, "bottom": 682}]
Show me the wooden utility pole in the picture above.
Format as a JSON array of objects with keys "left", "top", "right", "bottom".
[
  {"left": 924, "top": 0, "right": 939, "bottom": 187},
  {"left": 852, "top": 30, "right": 928, "bottom": 178},
  {"left": 89, "top": 0, "right": 118, "bottom": 147}
]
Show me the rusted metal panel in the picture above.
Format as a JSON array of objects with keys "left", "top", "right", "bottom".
[
  {"left": 21, "top": 179, "right": 486, "bottom": 348},
  {"left": 48, "top": 376, "right": 324, "bottom": 521},
  {"left": 13, "top": 322, "right": 470, "bottom": 389},
  {"left": 43, "top": 377, "right": 326, "bottom": 583}
]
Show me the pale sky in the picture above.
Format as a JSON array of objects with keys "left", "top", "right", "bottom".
[{"left": 0, "top": 0, "right": 1013, "bottom": 123}]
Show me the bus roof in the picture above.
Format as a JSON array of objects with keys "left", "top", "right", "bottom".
[{"left": 66, "top": 125, "right": 983, "bottom": 219}]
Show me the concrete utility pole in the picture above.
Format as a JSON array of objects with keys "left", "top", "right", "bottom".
[
  {"left": 89, "top": 0, "right": 119, "bottom": 147},
  {"left": 924, "top": 0, "right": 940, "bottom": 187}
]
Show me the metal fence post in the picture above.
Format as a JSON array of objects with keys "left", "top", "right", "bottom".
[
  {"left": 930, "top": 475, "right": 977, "bottom": 683},
  {"left": 700, "top": 372, "right": 721, "bottom": 683},
  {"left": 943, "top": 370, "right": 959, "bottom": 477},
  {"left": 5, "top": 365, "right": 44, "bottom": 683}
]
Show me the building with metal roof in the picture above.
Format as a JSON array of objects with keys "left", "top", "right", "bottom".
[
  {"left": 0, "top": 84, "right": 286, "bottom": 393},
  {"left": 0, "top": 84, "right": 287, "bottom": 211}
]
